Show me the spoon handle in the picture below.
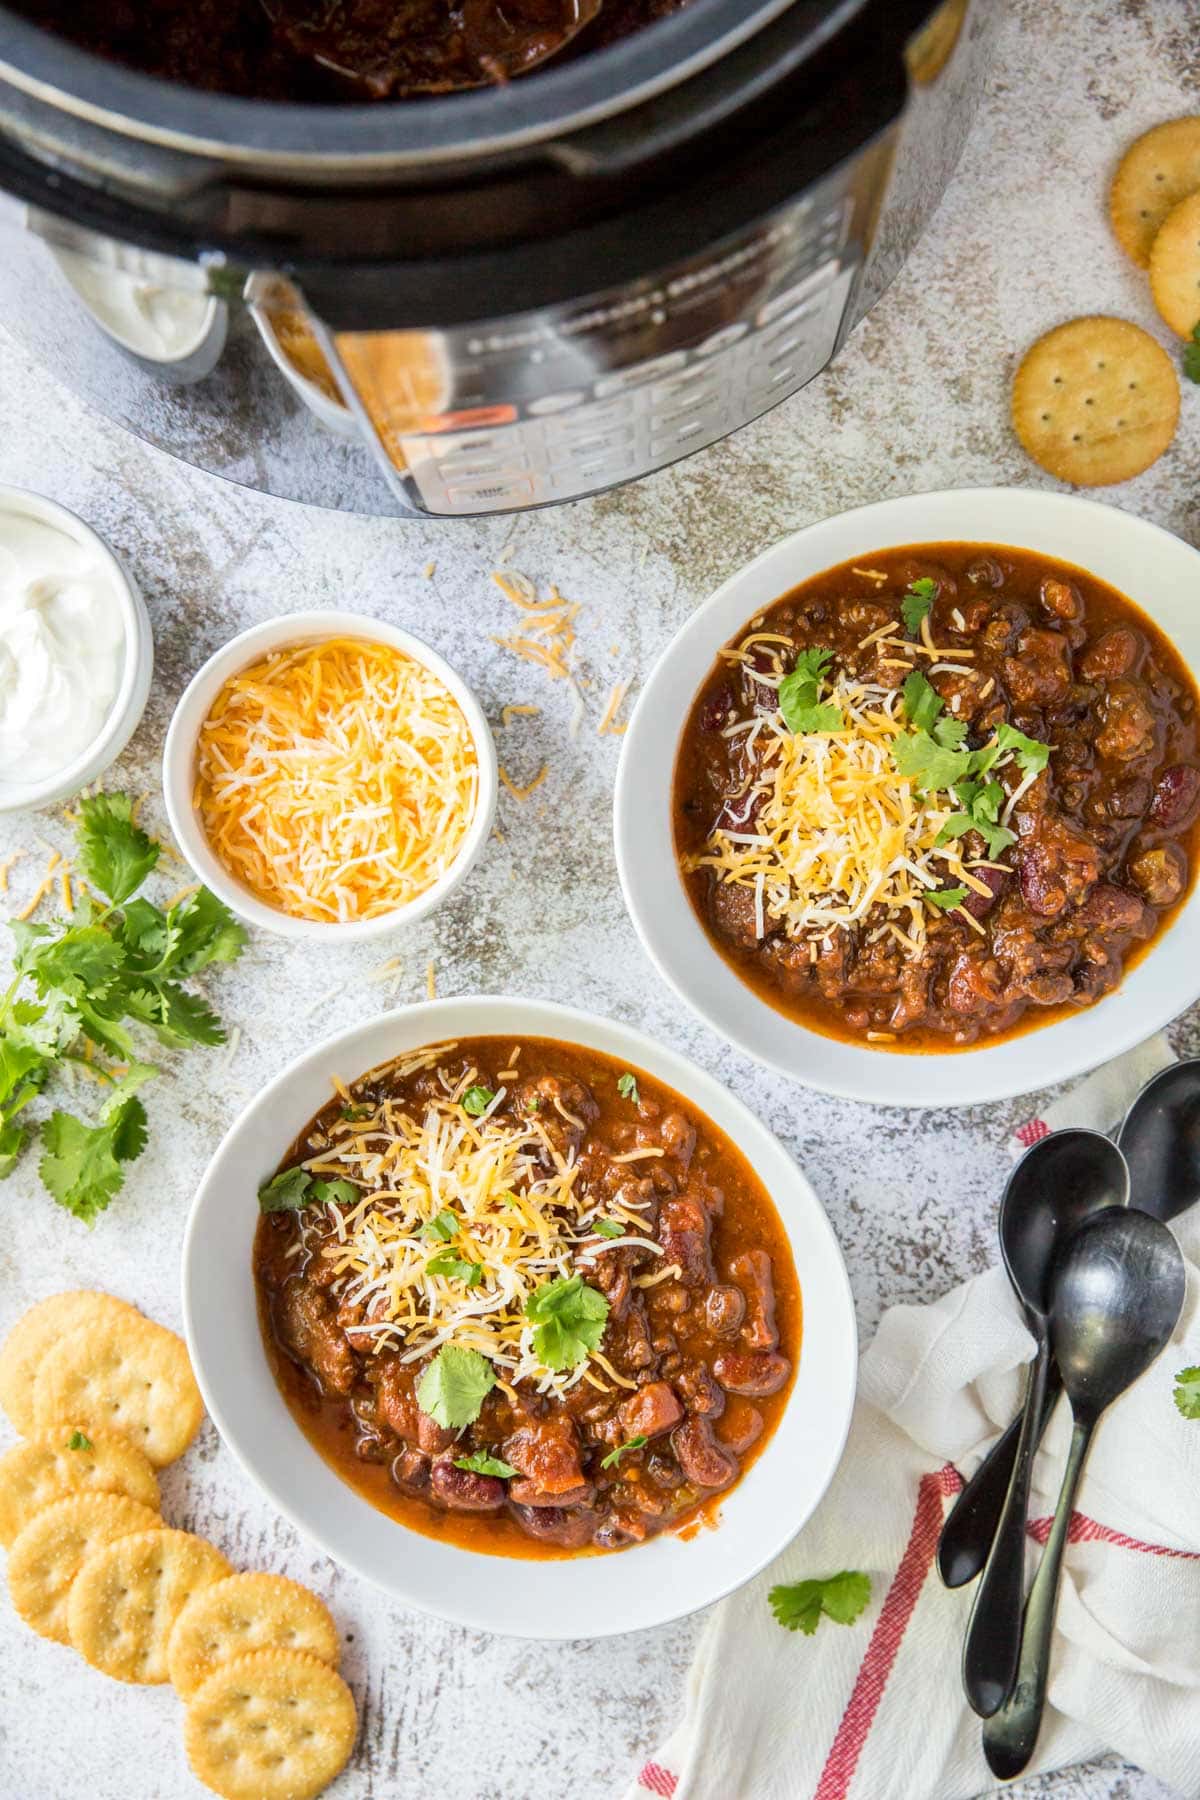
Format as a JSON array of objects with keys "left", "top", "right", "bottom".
[
  {"left": 961, "top": 1340, "right": 1051, "bottom": 1717},
  {"left": 982, "top": 1416, "right": 1093, "bottom": 1780},
  {"left": 938, "top": 1363, "right": 1063, "bottom": 1589}
]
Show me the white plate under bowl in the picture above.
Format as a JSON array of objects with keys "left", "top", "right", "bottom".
[
  {"left": 181, "top": 996, "right": 857, "bottom": 1639},
  {"left": 614, "top": 487, "right": 1200, "bottom": 1108}
]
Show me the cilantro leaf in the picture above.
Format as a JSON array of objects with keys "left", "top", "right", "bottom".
[
  {"left": 778, "top": 648, "right": 844, "bottom": 736},
  {"left": 38, "top": 1096, "right": 147, "bottom": 1225},
  {"left": 18, "top": 926, "right": 123, "bottom": 1001},
  {"left": 525, "top": 1273, "right": 609, "bottom": 1371},
  {"left": 462, "top": 1085, "right": 496, "bottom": 1117},
  {"left": 341, "top": 1103, "right": 372, "bottom": 1123},
  {"left": 617, "top": 1072, "right": 639, "bottom": 1104},
  {"left": 891, "top": 730, "right": 975, "bottom": 794},
  {"left": 769, "top": 1570, "right": 872, "bottom": 1635},
  {"left": 453, "top": 1450, "right": 518, "bottom": 1478},
  {"left": 75, "top": 793, "right": 159, "bottom": 905},
  {"left": 901, "top": 577, "right": 937, "bottom": 636},
  {"left": 1184, "top": 325, "right": 1200, "bottom": 385},
  {"left": 934, "top": 715, "right": 968, "bottom": 751},
  {"left": 600, "top": 1433, "right": 648, "bottom": 1470},
  {"left": 1173, "top": 1366, "right": 1200, "bottom": 1420},
  {"left": 167, "top": 887, "right": 247, "bottom": 975},
  {"left": 591, "top": 1218, "right": 624, "bottom": 1239},
  {"left": 66, "top": 1429, "right": 93, "bottom": 1451},
  {"left": 0, "top": 1038, "right": 49, "bottom": 1108},
  {"left": 0, "top": 1120, "right": 28, "bottom": 1179},
  {"left": 926, "top": 886, "right": 968, "bottom": 911},
  {"left": 426, "top": 1249, "right": 483, "bottom": 1286},
  {"left": 993, "top": 722, "right": 1051, "bottom": 776},
  {"left": 258, "top": 1167, "right": 314, "bottom": 1213},
  {"left": 902, "top": 670, "right": 943, "bottom": 733},
  {"left": 420, "top": 1210, "right": 459, "bottom": 1242},
  {"left": 416, "top": 1345, "right": 495, "bottom": 1429},
  {"left": 936, "top": 779, "right": 1017, "bottom": 859},
  {"left": 311, "top": 1178, "right": 359, "bottom": 1208}
]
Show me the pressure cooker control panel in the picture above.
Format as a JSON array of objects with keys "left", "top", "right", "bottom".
[{"left": 319, "top": 173, "right": 866, "bottom": 516}]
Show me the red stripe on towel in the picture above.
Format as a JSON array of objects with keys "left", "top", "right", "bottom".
[
  {"left": 636, "top": 1762, "right": 678, "bottom": 1796},
  {"left": 1014, "top": 1118, "right": 1050, "bottom": 1146},
  {"left": 1027, "top": 1511, "right": 1200, "bottom": 1559},
  {"left": 812, "top": 1465, "right": 960, "bottom": 1800}
]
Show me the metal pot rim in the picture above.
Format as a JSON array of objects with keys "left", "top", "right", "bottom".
[{"left": 0, "top": 0, "right": 848, "bottom": 171}]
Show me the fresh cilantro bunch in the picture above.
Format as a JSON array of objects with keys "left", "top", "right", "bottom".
[
  {"left": 895, "top": 672, "right": 1051, "bottom": 871},
  {"left": 1173, "top": 1366, "right": 1200, "bottom": 1419},
  {"left": 778, "top": 648, "right": 844, "bottom": 735},
  {"left": 769, "top": 1569, "right": 872, "bottom": 1635},
  {"left": 1, "top": 794, "right": 245, "bottom": 1224}
]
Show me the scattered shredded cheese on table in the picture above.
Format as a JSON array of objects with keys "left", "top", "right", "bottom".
[{"left": 193, "top": 636, "right": 478, "bottom": 924}]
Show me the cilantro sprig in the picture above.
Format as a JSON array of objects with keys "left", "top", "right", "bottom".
[
  {"left": 769, "top": 1570, "right": 872, "bottom": 1635},
  {"left": 525, "top": 1273, "right": 609, "bottom": 1371},
  {"left": 0, "top": 795, "right": 245, "bottom": 1223},
  {"left": 417, "top": 1345, "right": 495, "bottom": 1429},
  {"left": 600, "top": 1433, "right": 648, "bottom": 1470},
  {"left": 901, "top": 577, "right": 937, "bottom": 637},
  {"left": 778, "top": 648, "right": 844, "bottom": 735},
  {"left": 257, "top": 1169, "right": 358, "bottom": 1213},
  {"left": 1173, "top": 1366, "right": 1200, "bottom": 1420},
  {"left": 453, "top": 1450, "right": 517, "bottom": 1479}
]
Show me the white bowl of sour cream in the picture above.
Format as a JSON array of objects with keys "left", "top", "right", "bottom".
[{"left": 0, "top": 487, "right": 153, "bottom": 812}]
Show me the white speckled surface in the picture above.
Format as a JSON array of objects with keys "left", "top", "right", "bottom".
[{"left": 0, "top": 1, "right": 1198, "bottom": 1796}]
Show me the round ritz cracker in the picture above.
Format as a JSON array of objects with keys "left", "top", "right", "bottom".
[
  {"left": 168, "top": 1571, "right": 341, "bottom": 1701},
  {"left": 0, "top": 1423, "right": 159, "bottom": 1548},
  {"left": 184, "top": 1647, "right": 358, "bottom": 1800},
  {"left": 7, "top": 1490, "right": 161, "bottom": 1643},
  {"left": 1149, "top": 190, "right": 1200, "bottom": 339},
  {"left": 1011, "top": 315, "right": 1179, "bottom": 486},
  {"left": 0, "top": 1291, "right": 141, "bottom": 1435},
  {"left": 31, "top": 1308, "right": 204, "bottom": 1468},
  {"left": 1110, "top": 117, "right": 1200, "bottom": 267},
  {"left": 67, "top": 1527, "right": 233, "bottom": 1684}
]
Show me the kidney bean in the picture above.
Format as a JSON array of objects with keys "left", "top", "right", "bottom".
[
  {"left": 1150, "top": 764, "right": 1200, "bottom": 829},
  {"left": 698, "top": 685, "right": 735, "bottom": 732},
  {"left": 671, "top": 1416, "right": 737, "bottom": 1489},
  {"left": 713, "top": 1349, "right": 791, "bottom": 1397},
  {"left": 430, "top": 1460, "right": 504, "bottom": 1512}
]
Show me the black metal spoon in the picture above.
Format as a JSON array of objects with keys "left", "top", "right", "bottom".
[
  {"left": 1118, "top": 1057, "right": 1200, "bottom": 1219},
  {"left": 982, "top": 1205, "right": 1186, "bottom": 1779},
  {"left": 939, "top": 1059, "right": 1200, "bottom": 1594},
  {"left": 959, "top": 1131, "right": 1129, "bottom": 1718}
]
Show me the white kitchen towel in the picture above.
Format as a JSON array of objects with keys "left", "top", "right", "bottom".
[{"left": 628, "top": 1033, "right": 1199, "bottom": 1800}]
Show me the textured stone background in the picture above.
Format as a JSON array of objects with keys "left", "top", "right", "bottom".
[{"left": 0, "top": 0, "right": 1198, "bottom": 1796}]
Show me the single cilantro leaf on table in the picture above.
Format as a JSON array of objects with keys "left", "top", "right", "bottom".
[
  {"left": 453, "top": 1451, "right": 518, "bottom": 1478},
  {"left": 417, "top": 1344, "right": 496, "bottom": 1429},
  {"left": 1184, "top": 325, "right": 1200, "bottom": 385},
  {"left": 778, "top": 646, "right": 844, "bottom": 736},
  {"left": 1173, "top": 1367, "right": 1200, "bottom": 1419},
  {"left": 901, "top": 577, "right": 937, "bottom": 637},
  {"left": 526, "top": 1273, "right": 609, "bottom": 1371},
  {"left": 75, "top": 793, "right": 159, "bottom": 905},
  {"left": 38, "top": 1093, "right": 149, "bottom": 1225},
  {"left": 769, "top": 1570, "right": 872, "bottom": 1635}
]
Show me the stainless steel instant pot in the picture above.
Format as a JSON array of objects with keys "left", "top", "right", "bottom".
[{"left": 0, "top": 0, "right": 993, "bottom": 517}]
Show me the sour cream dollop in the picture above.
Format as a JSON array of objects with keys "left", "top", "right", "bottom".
[{"left": 0, "top": 511, "right": 126, "bottom": 783}]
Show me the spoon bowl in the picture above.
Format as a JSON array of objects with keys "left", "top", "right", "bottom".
[
  {"left": 1118, "top": 1057, "right": 1200, "bottom": 1223},
  {"left": 1000, "top": 1130, "right": 1132, "bottom": 1318}
]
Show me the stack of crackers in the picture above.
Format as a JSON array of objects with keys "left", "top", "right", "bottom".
[
  {"left": 0, "top": 1291, "right": 357, "bottom": 1800},
  {"left": 1013, "top": 117, "right": 1200, "bottom": 488}
]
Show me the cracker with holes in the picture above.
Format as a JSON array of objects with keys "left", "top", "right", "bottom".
[
  {"left": 32, "top": 1309, "right": 204, "bottom": 1467},
  {"left": 7, "top": 1491, "right": 161, "bottom": 1642},
  {"left": 1110, "top": 117, "right": 1200, "bottom": 267},
  {"left": 168, "top": 1571, "right": 340, "bottom": 1700},
  {"left": 0, "top": 1424, "right": 159, "bottom": 1547},
  {"left": 0, "top": 1291, "right": 141, "bottom": 1434},
  {"left": 1011, "top": 316, "right": 1179, "bottom": 485},
  {"left": 68, "top": 1527, "right": 232, "bottom": 1683},
  {"left": 184, "top": 1647, "right": 358, "bottom": 1800},
  {"left": 1149, "top": 190, "right": 1200, "bottom": 338}
]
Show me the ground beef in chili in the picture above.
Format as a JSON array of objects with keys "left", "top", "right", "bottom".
[{"left": 674, "top": 544, "right": 1200, "bottom": 1050}]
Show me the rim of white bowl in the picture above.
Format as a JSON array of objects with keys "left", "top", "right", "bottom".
[
  {"left": 162, "top": 611, "right": 497, "bottom": 941},
  {"left": 0, "top": 485, "right": 153, "bottom": 814},
  {"left": 180, "top": 995, "right": 859, "bottom": 1638},
  {"left": 614, "top": 486, "right": 1200, "bottom": 1108}
]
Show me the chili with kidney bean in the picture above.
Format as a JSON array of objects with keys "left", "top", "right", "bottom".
[
  {"left": 254, "top": 1037, "right": 798, "bottom": 1558},
  {"left": 674, "top": 544, "right": 1200, "bottom": 1050}
]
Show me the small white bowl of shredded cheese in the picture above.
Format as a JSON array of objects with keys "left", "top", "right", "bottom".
[
  {"left": 0, "top": 486, "right": 153, "bottom": 813},
  {"left": 163, "top": 611, "right": 497, "bottom": 942}
]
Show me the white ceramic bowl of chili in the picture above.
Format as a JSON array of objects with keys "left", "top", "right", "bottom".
[
  {"left": 181, "top": 995, "right": 858, "bottom": 1639},
  {"left": 614, "top": 487, "right": 1200, "bottom": 1107},
  {"left": 162, "top": 610, "right": 497, "bottom": 943}
]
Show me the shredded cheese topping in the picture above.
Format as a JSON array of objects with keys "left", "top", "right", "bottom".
[
  {"left": 297, "top": 1046, "right": 660, "bottom": 1398},
  {"left": 194, "top": 637, "right": 478, "bottom": 924},
  {"left": 686, "top": 670, "right": 990, "bottom": 954}
]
